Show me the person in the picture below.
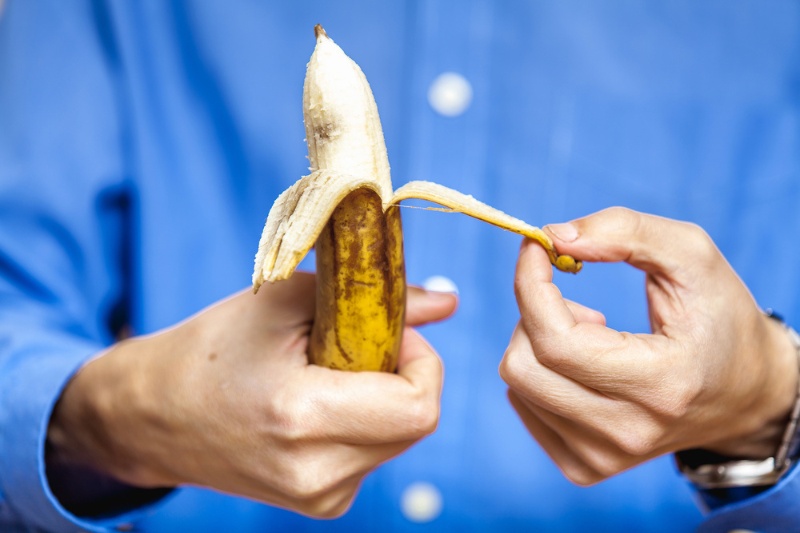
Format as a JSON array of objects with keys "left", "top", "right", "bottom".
[{"left": 1, "top": 1, "right": 798, "bottom": 532}]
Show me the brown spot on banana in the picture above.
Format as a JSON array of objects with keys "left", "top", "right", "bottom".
[{"left": 309, "top": 188, "right": 406, "bottom": 371}]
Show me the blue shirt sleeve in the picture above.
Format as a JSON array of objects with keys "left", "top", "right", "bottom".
[
  {"left": 693, "top": 462, "right": 800, "bottom": 532},
  {"left": 0, "top": 1, "right": 170, "bottom": 531}
]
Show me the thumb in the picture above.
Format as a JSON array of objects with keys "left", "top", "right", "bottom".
[
  {"left": 545, "top": 207, "right": 718, "bottom": 277},
  {"left": 405, "top": 286, "right": 458, "bottom": 326}
]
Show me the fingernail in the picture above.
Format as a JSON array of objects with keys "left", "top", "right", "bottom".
[
  {"left": 422, "top": 275, "right": 459, "bottom": 295},
  {"left": 546, "top": 223, "right": 578, "bottom": 243},
  {"left": 425, "top": 290, "right": 457, "bottom": 300}
]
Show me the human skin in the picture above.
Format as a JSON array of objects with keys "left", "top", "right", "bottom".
[
  {"left": 502, "top": 207, "right": 798, "bottom": 486},
  {"left": 47, "top": 273, "right": 458, "bottom": 517}
]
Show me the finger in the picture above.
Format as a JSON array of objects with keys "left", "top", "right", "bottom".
[
  {"left": 514, "top": 243, "right": 666, "bottom": 390},
  {"left": 254, "top": 270, "right": 317, "bottom": 322},
  {"left": 519, "top": 397, "right": 637, "bottom": 480},
  {"left": 500, "top": 324, "right": 616, "bottom": 419},
  {"left": 406, "top": 285, "right": 458, "bottom": 326},
  {"left": 507, "top": 390, "right": 602, "bottom": 486},
  {"left": 515, "top": 393, "right": 669, "bottom": 482},
  {"left": 250, "top": 459, "right": 367, "bottom": 519},
  {"left": 565, "top": 299, "right": 606, "bottom": 326},
  {"left": 513, "top": 241, "right": 613, "bottom": 373},
  {"left": 302, "top": 328, "right": 442, "bottom": 445},
  {"left": 505, "top": 325, "right": 681, "bottom": 463},
  {"left": 293, "top": 472, "right": 364, "bottom": 519},
  {"left": 544, "top": 207, "right": 720, "bottom": 278},
  {"left": 515, "top": 238, "right": 577, "bottom": 334},
  {"left": 395, "top": 327, "right": 444, "bottom": 390}
]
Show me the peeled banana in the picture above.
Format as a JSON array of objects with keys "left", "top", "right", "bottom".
[{"left": 253, "top": 24, "right": 580, "bottom": 372}]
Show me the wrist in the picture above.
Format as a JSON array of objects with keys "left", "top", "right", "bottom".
[
  {"left": 676, "top": 312, "right": 800, "bottom": 489},
  {"left": 46, "top": 351, "right": 110, "bottom": 472},
  {"left": 706, "top": 312, "right": 799, "bottom": 459},
  {"left": 47, "top": 338, "right": 177, "bottom": 489}
]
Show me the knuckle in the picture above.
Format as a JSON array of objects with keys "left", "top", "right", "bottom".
[
  {"left": 580, "top": 450, "right": 626, "bottom": 479},
  {"left": 279, "top": 461, "right": 335, "bottom": 504},
  {"left": 562, "top": 464, "right": 603, "bottom": 487},
  {"left": 605, "top": 206, "right": 637, "bottom": 222},
  {"left": 268, "top": 391, "right": 315, "bottom": 446},
  {"left": 499, "top": 349, "right": 529, "bottom": 390},
  {"left": 659, "top": 381, "right": 696, "bottom": 421},
  {"left": 303, "top": 501, "right": 346, "bottom": 519},
  {"left": 682, "top": 222, "right": 717, "bottom": 259},
  {"left": 533, "top": 346, "right": 571, "bottom": 374},
  {"left": 646, "top": 368, "right": 700, "bottom": 422},
  {"left": 498, "top": 348, "right": 538, "bottom": 391},
  {"left": 405, "top": 394, "right": 440, "bottom": 438},
  {"left": 601, "top": 206, "right": 641, "bottom": 235},
  {"left": 298, "top": 486, "right": 357, "bottom": 519},
  {"left": 610, "top": 425, "right": 660, "bottom": 457}
]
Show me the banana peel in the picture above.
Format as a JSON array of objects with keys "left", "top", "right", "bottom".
[{"left": 253, "top": 25, "right": 580, "bottom": 372}]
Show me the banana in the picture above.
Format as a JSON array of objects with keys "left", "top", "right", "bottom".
[{"left": 253, "top": 25, "right": 580, "bottom": 372}]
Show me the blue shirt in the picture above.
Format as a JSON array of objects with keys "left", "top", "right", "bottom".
[{"left": 1, "top": 1, "right": 799, "bottom": 532}]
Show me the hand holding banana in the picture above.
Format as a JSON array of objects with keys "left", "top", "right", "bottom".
[
  {"left": 48, "top": 274, "right": 457, "bottom": 517},
  {"left": 253, "top": 25, "right": 580, "bottom": 372}
]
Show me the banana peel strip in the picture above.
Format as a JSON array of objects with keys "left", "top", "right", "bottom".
[
  {"left": 393, "top": 181, "right": 581, "bottom": 273},
  {"left": 253, "top": 169, "right": 383, "bottom": 288},
  {"left": 254, "top": 172, "right": 581, "bottom": 291}
]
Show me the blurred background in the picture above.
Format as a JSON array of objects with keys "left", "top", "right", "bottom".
[{"left": 1, "top": 1, "right": 799, "bottom": 532}]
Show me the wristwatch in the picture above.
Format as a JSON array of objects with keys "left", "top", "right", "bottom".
[{"left": 675, "top": 311, "right": 800, "bottom": 489}]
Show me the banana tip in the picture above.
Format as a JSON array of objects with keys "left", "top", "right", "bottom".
[
  {"left": 314, "top": 24, "right": 328, "bottom": 40},
  {"left": 554, "top": 255, "right": 582, "bottom": 274}
]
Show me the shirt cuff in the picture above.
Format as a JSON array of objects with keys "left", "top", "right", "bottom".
[
  {"left": 695, "top": 461, "right": 800, "bottom": 532},
  {"left": 0, "top": 330, "right": 170, "bottom": 532}
]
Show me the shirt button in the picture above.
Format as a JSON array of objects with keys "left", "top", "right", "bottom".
[
  {"left": 422, "top": 275, "right": 458, "bottom": 294},
  {"left": 400, "top": 481, "right": 443, "bottom": 523},
  {"left": 427, "top": 72, "right": 473, "bottom": 117}
]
